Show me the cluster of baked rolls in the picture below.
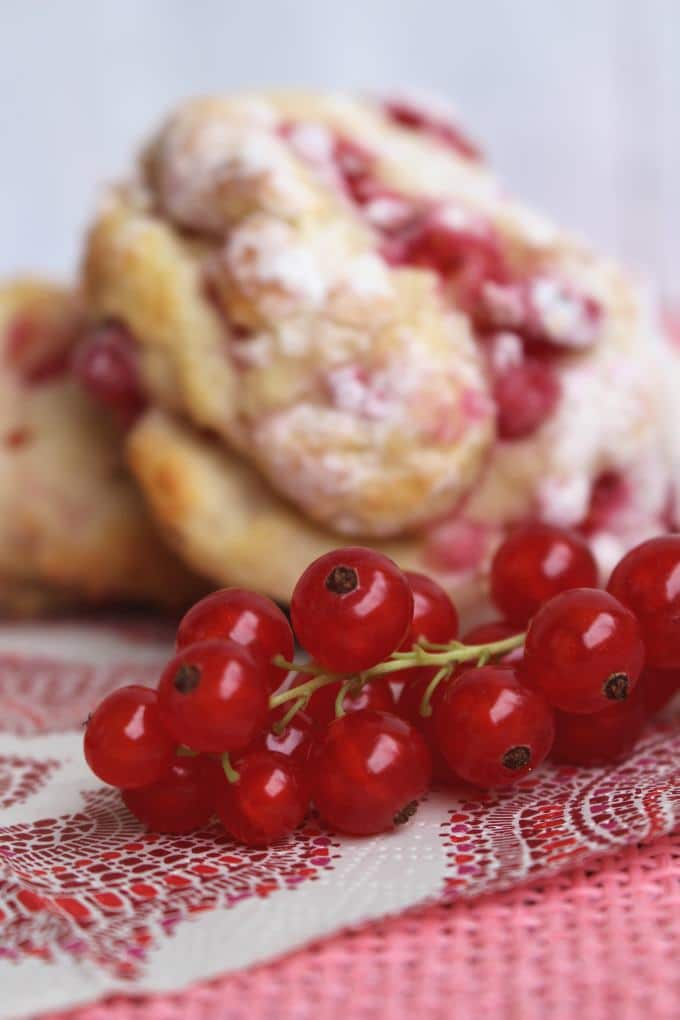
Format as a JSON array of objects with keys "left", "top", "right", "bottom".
[{"left": 3, "top": 92, "right": 677, "bottom": 617}]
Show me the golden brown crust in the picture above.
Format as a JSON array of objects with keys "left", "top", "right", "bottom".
[
  {"left": 126, "top": 408, "right": 487, "bottom": 613},
  {"left": 0, "top": 279, "right": 204, "bottom": 616}
]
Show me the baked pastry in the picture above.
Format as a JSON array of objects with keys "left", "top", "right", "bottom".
[
  {"left": 0, "top": 279, "right": 203, "bottom": 615},
  {"left": 79, "top": 91, "right": 675, "bottom": 613}
]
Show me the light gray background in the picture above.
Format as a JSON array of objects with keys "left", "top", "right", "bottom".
[{"left": 1, "top": 0, "right": 678, "bottom": 300}]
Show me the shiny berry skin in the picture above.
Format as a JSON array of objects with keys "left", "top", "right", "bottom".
[
  {"left": 462, "top": 620, "right": 524, "bottom": 667},
  {"left": 462, "top": 620, "right": 516, "bottom": 645},
  {"left": 176, "top": 588, "right": 294, "bottom": 692},
  {"left": 551, "top": 695, "right": 645, "bottom": 767},
  {"left": 122, "top": 756, "right": 222, "bottom": 833},
  {"left": 493, "top": 358, "right": 561, "bottom": 440},
  {"left": 157, "top": 640, "right": 269, "bottom": 753},
  {"left": 289, "top": 671, "right": 396, "bottom": 727},
  {"left": 248, "top": 708, "right": 317, "bottom": 768},
  {"left": 396, "top": 672, "right": 456, "bottom": 783},
  {"left": 310, "top": 710, "right": 432, "bottom": 835},
  {"left": 290, "top": 547, "right": 414, "bottom": 673},
  {"left": 216, "top": 751, "right": 309, "bottom": 847},
  {"left": 607, "top": 535, "right": 680, "bottom": 669},
  {"left": 522, "top": 588, "right": 645, "bottom": 714},
  {"left": 490, "top": 523, "right": 598, "bottom": 626},
  {"left": 639, "top": 667, "right": 680, "bottom": 716},
  {"left": 434, "top": 667, "right": 555, "bottom": 787},
  {"left": 399, "top": 571, "right": 459, "bottom": 649},
  {"left": 84, "top": 686, "right": 175, "bottom": 789},
  {"left": 72, "top": 321, "right": 146, "bottom": 427}
]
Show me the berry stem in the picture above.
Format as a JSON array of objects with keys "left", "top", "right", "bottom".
[
  {"left": 271, "top": 695, "right": 309, "bottom": 735},
  {"left": 269, "top": 631, "right": 525, "bottom": 722},
  {"left": 221, "top": 751, "right": 240, "bottom": 784},
  {"left": 420, "top": 665, "right": 453, "bottom": 717},
  {"left": 269, "top": 672, "right": 343, "bottom": 710},
  {"left": 176, "top": 745, "right": 199, "bottom": 757},
  {"left": 334, "top": 676, "right": 357, "bottom": 719}
]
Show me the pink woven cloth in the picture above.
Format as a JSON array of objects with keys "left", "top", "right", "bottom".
[{"left": 45, "top": 828, "right": 679, "bottom": 1020}]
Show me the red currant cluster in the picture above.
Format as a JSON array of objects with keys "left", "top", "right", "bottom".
[{"left": 84, "top": 531, "right": 680, "bottom": 847}]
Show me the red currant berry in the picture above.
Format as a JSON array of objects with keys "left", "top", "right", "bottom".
[
  {"left": 396, "top": 672, "right": 457, "bottom": 783},
  {"left": 176, "top": 588, "right": 294, "bottom": 692},
  {"left": 462, "top": 620, "right": 515, "bottom": 645},
  {"left": 288, "top": 672, "right": 396, "bottom": 727},
  {"left": 72, "top": 321, "right": 146, "bottom": 427},
  {"left": 157, "top": 640, "right": 269, "bottom": 753},
  {"left": 522, "top": 588, "right": 645, "bottom": 714},
  {"left": 399, "top": 571, "right": 459, "bottom": 649},
  {"left": 551, "top": 695, "right": 645, "bottom": 767},
  {"left": 291, "top": 547, "right": 413, "bottom": 673},
  {"left": 638, "top": 667, "right": 680, "bottom": 716},
  {"left": 84, "top": 686, "right": 175, "bottom": 789},
  {"left": 462, "top": 620, "right": 523, "bottom": 666},
  {"left": 310, "top": 710, "right": 431, "bottom": 835},
  {"left": 216, "top": 751, "right": 309, "bottom": 847},
  {"left": 434, "top": 666, "right": 554, "bottom": 787},
  {"left": 248, "top": 708, "right": 317, "bottom": 768},
  {"left": 493, "top": 358, "right": 561, "bottom": 440},
  {"left": 122, "top": 755, "right": 222, "bottom": 833},
  {"left": 490, "top": 523, "right": 598, "bottom": 626},
  {"left": 607, "top": 535, "right": 680, "bottom": 669}
]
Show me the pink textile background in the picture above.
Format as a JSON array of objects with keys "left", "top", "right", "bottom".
[{"left": 45, "top": 828, "right": 679, "bottom": 1020}]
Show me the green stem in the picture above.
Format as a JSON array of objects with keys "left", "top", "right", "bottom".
[
  {"left": 420, "top": 666, "right": 452, "bottom": 718},
  {"left": 221, "top": 751, "right": 240, "bottom": 784},
  {"left": 334, "top": 676, "right": 358, "bottom": 719},
  {"left": 272, "top": 696, "right": 308, "bottom": 735},
  {"left": 269, "top": 672, "right": 339, "bottom": 709},
  {"left": 267, "top": 631, "right": 525, "bottom": 727}
]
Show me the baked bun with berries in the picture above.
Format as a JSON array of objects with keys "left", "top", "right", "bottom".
[
  {"left": 80, "top": 90, "right": 674, "bottom": 610},
  {"left": 0, "top": 279, "right": 203, "bottom": 616}
]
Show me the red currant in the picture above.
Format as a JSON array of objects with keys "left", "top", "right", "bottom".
[
  {"left": 157, "top": 640, "right": 269, "bottom": 753},
  {"left": 288, "top": 671, "right": 395, "bottom": 727},
  {"left": 291, "top": 547, "right": 413, "bottom": 673},
  {"left": 551, "top": 695, "right": 645, "bottom": 767},
  {"left": 607, "top": 535, "right": 680, "bottom": 669},
  {"left": 434, "top": 666, "right": 554, "bottom": 787},
  {"left": 248, "top": 708, "right": 317, "bottom": 768},
  {"left": 493, "top": 358, "right": 561, "bottom": 440},
  {"left": 383, "top": 98, "right": 482, "bottom": 160},
  {"left": 462, "top": 620, "right": 515, "bottom": 645},
  {"left": 399, "top": 571, "right": 459, "bottom": 649},
  {"left": 522, "top": 588, "right": 645, "bottom": 714},
  {"left": 216, "top": 751, "right": 309, "bottom": 847},
  {"left": 462, "top": 620, "right": 523, "bottom": 666},
  {"left": 176, "top": 588, "right": 294, "bottom": 692},
  {"left": 310, "top": 710, "right": 431, "bottom": 835},
  {"left": 72, "top": 321, "right": 146, "bottom": 427},
  {"left": 84, "top": 686, "right": 175, "bottom": 789},
  {"left": 638, "top": 667, "right": 680, "bottom": 716},
  {"left": 490, "top": 523, "right": 598, "bottom": 626},
  {"left": 122, "top": 756, "right": 221, "bottom": 833},
  {"left": 396, "top": 672, "right": 457, "bottom": 783}
]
